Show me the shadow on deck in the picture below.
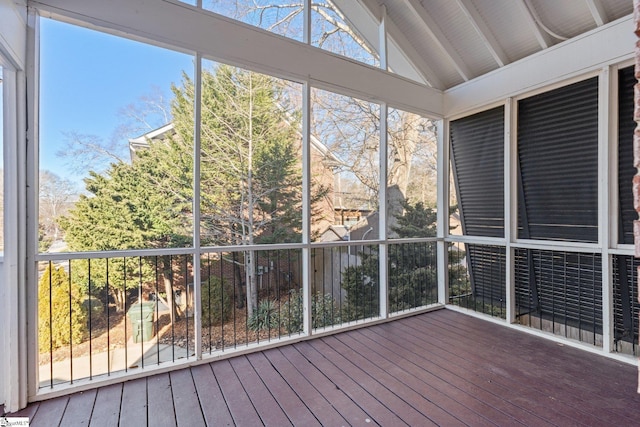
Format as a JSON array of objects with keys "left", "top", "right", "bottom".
[{"left": 6, "top": 309, "right": 640, "bottom": 426}]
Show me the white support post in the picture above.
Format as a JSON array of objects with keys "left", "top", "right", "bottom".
[
  {"left": 378, "top": 4, "right": 388, "bottom": 72},
  {"left": 379, "top": 103, "right": 388, "bottom": 319},
  {"left": 504, "top": 98, "right": 516, "bottom": 323},
  {"left": 303, "top": 0, "right": 311, "bottom": 45},
  {"left": 436, "top": 119, "right": 449, "bottom": 305},
  {"left": 302, "top": 82, "right": 312, "bottom": 335},
  {"left": 2, "top": 65, "right": 28, "bottom": 412},
  {"left": 599, "top": 66, "right": 613, "bottom": 353},
  {"left": 192, "top": 53, "right": 202, "bottom": 359},
  {"left": 25, "top": 8, "right": 40, "bottom": 407}
]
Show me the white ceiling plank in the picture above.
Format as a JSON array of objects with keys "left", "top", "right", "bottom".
[
  {"left": 358, "top": 0, "right": 445, "bottom": 89},
  {"left": 455, "top": 0, "right": 509, "bottom": 67},
  {"left": 445, "top": 15, "right": 633, "bottom": 117},
  {"left": 385, "top": 18, "right": 445, "bottom": 89},
  {"left": 403, "top": 0, "right": 472, "bottom": 81},
  {"left": 333, "top": 0, "right": 428, "bottom": 84},
  {"left": 514, "top": 0, "right": 552, "bottom": 49},
  {"left": 586, "top": 0, "right": 607, "bottom": 26},
  {"left": 31, "top": 0, "right": 444, "bottom": 117}
]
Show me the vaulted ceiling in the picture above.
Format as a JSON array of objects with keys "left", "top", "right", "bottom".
[{"left": 351, "top": 0, "right": 633, "bottom": 90}]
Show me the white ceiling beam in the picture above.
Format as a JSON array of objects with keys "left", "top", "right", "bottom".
[
  {"left": 586, "top": 0, "right": 607, "bottom": 27},
  {"left": 445, "top": 15, "right": 634, "bottom": 117},
  {"left": 514, "top": 0, "right": 552, "bottom": 49},
  {"left": 455, "top": 0, "right": 509, "bottom": 67},
  {"left": 31, "top": 0, "right": 444, "bottom": 117},
  {"left": 356, "top": 0, "right": 445, "bottom": 89},
  {"left": 403, "top": 0, "right": 472, "bottom": 81}
]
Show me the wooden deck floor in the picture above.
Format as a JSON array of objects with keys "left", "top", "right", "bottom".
[{"left": 6, "top": 309, "right": 640, "bottom": 426}]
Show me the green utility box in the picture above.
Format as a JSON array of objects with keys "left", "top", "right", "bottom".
[{"left": 128, "top": 301, "right": 156, "bottom": 343}]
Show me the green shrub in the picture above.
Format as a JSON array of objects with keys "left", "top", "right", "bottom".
[
  {"left": 38, "top": 264, "right": 88, "bottom": 354},
  {"left": 247, "top": 299, "right": 280, "bottom": 331},
  {"left": 82, "top": 296, "right": 104, "bottom": 320},
  {"left": 201, "top": 276, "right": 233, "bottom": 327},
  {"left": 280, "top": 289, "right": 341, "bottom": 333}
]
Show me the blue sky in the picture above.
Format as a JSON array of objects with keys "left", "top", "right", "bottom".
[{"left": 39, "top": 18, "right": 194, "bottom": 186}]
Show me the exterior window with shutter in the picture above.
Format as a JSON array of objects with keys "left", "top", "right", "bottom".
[
  {"left": 517, "top": 77, "right": 598, "bottom": 243},
  {"left": 613, "top": 66, "right": 639, "bottom": 355},
  {"left": 450, "top": 107, "right": 505, "bottom": 314},
  {"left": 514, "top": 78, "right": 602, "bottom": 345},
  {"left": 450, "top": 106, "right": 504, "bottom": 238}
]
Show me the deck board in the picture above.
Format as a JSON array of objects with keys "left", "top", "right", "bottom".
[
  {"left": 439, "top": 313, "right": 639, "bottom": 407},
  {"left": 190, "top": 364, "right": 234, "bottom": 426},
  {"left": 212, "top": 359, "right": 263, "bottom": 426},
  {"left": 355, "top": 327, "right": 553, "bottom": 426},
  {"left": 29, "top": 395, "right": 68, "bottom": 427},
  {"left": 89, "top": 383, "right": 122, "bottom": 427},
  {"left": 59, "top": 388, "right": 97, "bottom": 426},
  {"left": 9, "top": 309, "right": 640, "bottom": 426},
  {"left": 119, "top": 377, "right": 148, "bottom": 427},
  {"left": 245, "top": 352, "right": 319, "bottom": 426},
  {"left": 313, "top": 336, "right": 464, "bottom": 426},
  {"left": 229, "top": 356, "right": 292, "bottom": 427},
  {"left": 389, "top": 315, "right": 600, "bottom": 425},
  {"left": 263, "top": 347, "right": 345, "bottom": 426},
  {"left": 277, "top": 345, "right": 375, "bottom": 426},
  {"left": 295, "top": 340, "right": 418, "bottom": 426},
  {"left": 147, "top": 373, "right": 176, "bottom": 427},
  {"left": 332, "top": 332, "right": 513, "bottom": 426},
  {"left": 416, "top": 313, "right": 637, "bottom": 425},
  {"left": 169, "top": 369, "right": 206, "bottom": 427}
]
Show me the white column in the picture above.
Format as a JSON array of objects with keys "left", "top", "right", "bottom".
[
  {"left": 302, "top": 82, "right": 312, "bottom": 335},
  {"left": 379, "top": 103, "right": 388, "bottom": 318},
  {"left": 505, "top": 98, "right": 516, "bottom": 323},
  {"left": 599, "top": 66, "right": 613, "bottom": 353},
  {"left": 436, "top": 119, "right": 449, "bottom": 304},
  {"left": 192, "top": 54, "right": 202, "bottom": 359}
]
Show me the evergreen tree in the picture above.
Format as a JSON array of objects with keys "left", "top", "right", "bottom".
[
  {"left": 342, "top": 201, "right": 467, "bottom": 319},
  {"left": 61, "top": 65, "right": 304, "bottom": 317},
  {"left": 38, "top": 264, "right": 88, "bottom": 353},
  {"left": 171, "top": 66, "right": 303, "bottom": 315}
]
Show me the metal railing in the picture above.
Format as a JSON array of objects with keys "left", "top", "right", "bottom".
[
  {"left": 388, "top": 240, "right": 438, "bottom": 314},
  {"left": 448, "top": 243, "right": 506, "bottom": 319},
  {"left": 36, "top": 240, "right": 440, "bottom": 390},
  {"left": 514, "top": 248, "right": 602, "bottom": 347}
]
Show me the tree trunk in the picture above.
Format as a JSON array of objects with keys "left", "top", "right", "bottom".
[
  {"left": 111, "top": 288, "right": 127, "bottom": 313},
  {"left": 232, "top": 251, "right": 245, "bottom": 309},
  {"left": 245, "top": 250, "right": 257, "bottom": 318},
  {"left": 245, "top": 73, "right": 258, "bottom": 318},
  {"left": 161, "top": 255, "right": 179, "bottom": 324}
]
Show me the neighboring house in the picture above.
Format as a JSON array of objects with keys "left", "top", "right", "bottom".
[
  {"left": 129, "top": 122, "right": 370, "bottom": 240},
  {"left": 129, "top": 122, "right": 356, "bottom": 291}
]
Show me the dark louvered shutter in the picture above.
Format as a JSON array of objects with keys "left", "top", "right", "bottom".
[
  {"left": 515, "top": 249, "right": 602, "bottom": 338},
  {"left": 450, "top": 107, "right": 505, "bottom": 307},
  {"left": 514, "top": 78, "right": 602, "bottom": 342},
  {"left": 517, "top": 77, "right": 599, "bottom": 243},
  {"left": 618, "top": 66, "right": 635, "bottom": 245},
  {"left": 612, "top": 255, "right": 639, "bottom": 351},
  {"left": 450, "top": 106, "right": 504, "bottom": 237},
  {"left": 612, "top": 67, "right": 639, "bottom": 354}
]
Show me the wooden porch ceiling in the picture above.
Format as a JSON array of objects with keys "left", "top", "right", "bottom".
[{"left": 6, "top": 309, "right": 639, "bottom": 426}]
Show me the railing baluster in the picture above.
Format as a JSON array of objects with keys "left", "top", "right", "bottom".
[{"left": 105, "top": 258, "right": 110, "bottom": 377}]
